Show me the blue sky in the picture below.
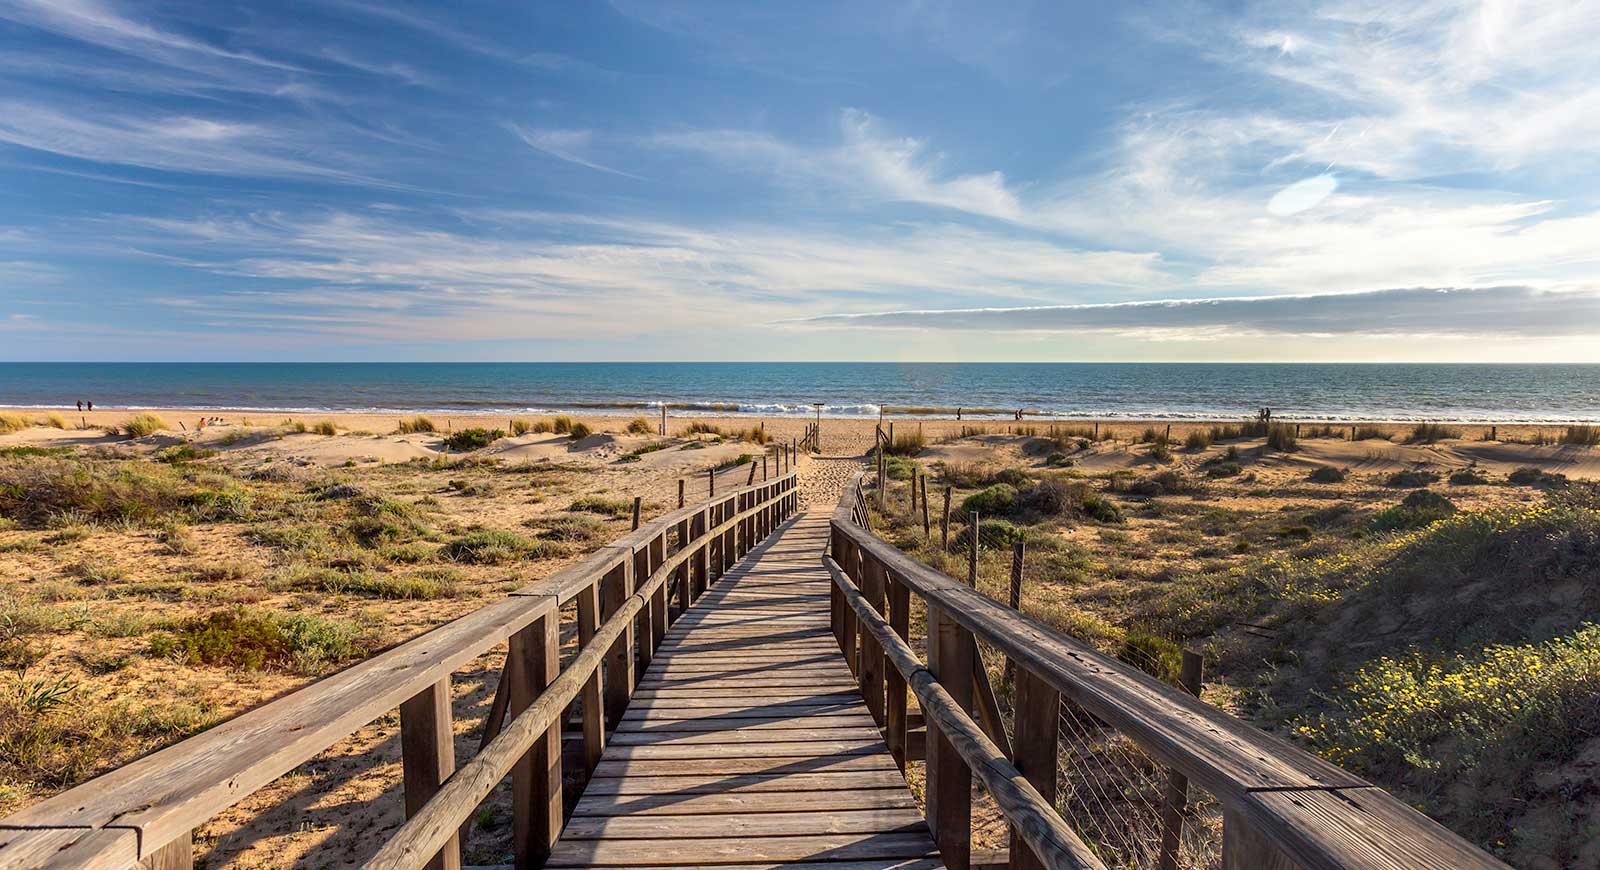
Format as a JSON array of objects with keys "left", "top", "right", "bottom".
[{"left": 2, "top": 0, "right": 1599, "bottom": 362}]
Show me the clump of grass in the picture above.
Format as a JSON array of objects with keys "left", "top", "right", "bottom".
[
  {"left": 1368, "top": 489, "right": 1457, "bottom": 532},
  {"left": 1384, "top": 468, "right": 1440, "bottom": 488},
  {"left": 528, "top": 418, "right": 555, "bottom": 434},
  {"left": 568, "top": 495, "right": 633, "bottom": 518},
  {"left": 1449, "top": 468, "right": 1490, "bottom": 486},
  {"left": 534, "top": 513, "right": 611, "bottom": 544},
  {"left": 1407, "top": 422, "right": 1462, "bottom": 443},
  {"left": 619, "top": 442, "right": 671, "bottom": 463},
  {"left": 1265, "top": 422, "right": 1297, "bottom": 452},
  {"left": 155, "top": 607, "right": 370, "bottom": 673},
  {"left": 568, "top": 421, "right": 593, "bottom": 440},
  {"left": 951, "top": 517, "right": 1027, "bottom": 550},
  {"left": 1206, "top": 461, "right": 1243, "bottom": 478},
  {"left": 1115, "top": 630, "right": 1183, "bottom": 684},
  {"left": 1351, "top": 425, "right": 1386, "bottom": 441},
  {"left": 885, "top": 429, "right": 926, "bottom": 456},
  {"left": 67, "top": 558, "right": 126, "bottom": 585},
  {"left": 681, "top": 421, "right": 772, "bottom": 444},
  {"left": 961, "top": 484, "right": 1016, "bottom": 516},
  {"left": 1183, "top": 430, "right": 1212, "bottom": 450},
  {"left": 311, "top": 420, "right": 338, "bottom": 436},
  {"left": 0, "top": 414, "right": 31, "bottom": 434},
  {"left": 438, "top": 529, "right": 560, "bottom": 564},
  {"left": 120, "top": 413, "right": 168, "bottom": 438},
  {"left": 1308, "top": 465, "right": 1346, "bottom": 483},
  {"left": 0, "top": 457, "right": 254, "bottom": 527},
  {"left": 1126, "top": 470, "right": 1196, "bottom": 497},
  {"left": 626, "top": 417, "right": 654, "bottom": 435},
  {"left": 286, "top": 566, "right": 458, "bottom": 600},
  {"left": 1561, "top": 424, "right": 1600, "bottom": 447},
  {"left": 508, "top": 418, "right": 532, "bottom": 436},
  {"left": 1148, "top": 440, "right": 1173, "bottom": 463},
  {"left": 42, "top": 413, "right": 66, "bottom": 430},
  {"left": 1080, "top": 492, "right": 1123, "bottom": 524},
  {"left": 551, "top": 415, "right": 575, "bottom": 435},
  {"left": 1508, "top": 466, "right": 1566, "bottom": 487},
  {"left": 395, "top": 416, "right": 436, "bottom": 434},
  {"left": 443, "top": 428, "right": 505, "bottom": 452}
]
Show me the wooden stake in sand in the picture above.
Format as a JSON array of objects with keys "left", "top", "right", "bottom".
[
  {"left": 630, "top": 496, "right": 641, "bottom": 530},
  {"left": 921, "top": 475, "right": 931, "bottom": 538},
  {"left": 677, "top": 479, "right": 685, "bottom": 509},
  {"left": 707, "top": 467, "right": 714, "bottom": 497}
]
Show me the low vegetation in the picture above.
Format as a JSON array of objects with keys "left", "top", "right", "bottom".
[
  {"left": 119, "top": 413, "right": 168, "bottom": 438},
  {"left": 394, "top": 416, "right": 436, "bottom": 434}
]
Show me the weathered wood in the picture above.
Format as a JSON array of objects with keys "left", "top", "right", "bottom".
[
  {"left": 1224, "top": 806, "right": 1304, "bottom": 870},
  {"left": 1004, "top": 540, "right": 1025, "bottom": 687},
  {"left": 885, "top": 574, "right": 911, "bottom": 769},
  {"left": 600, "top": 561, "right": 634, "bottom": 729},
  {"left": 139, "top": 830, "right": 191, "bottom": 870},
  {"left": 1009, "top": 667, "right": 1060, "bottom": 870},
  {"left": 921, "top": 474, "right": 931, "bottom": 537},
  {"left": 926, "top": 604, "right": 974, "bottom": 869},
  {"left": 1157, "top": 649, "right": 1204, "bottom": 870},
  {"left": 400, "top": 679, "right": 460, "bottom": 870},
  {"left": 509, "top": 613, "right": 562, "bottom": 869},
  {"left": 575, "top": 582, "right": 605, "bottom": 775},
  {"left": 858, "top": 552, "right": 888, "bottom": 726},
  {"left": 941, "top": 485, "right": 951, "bottom": 549}
]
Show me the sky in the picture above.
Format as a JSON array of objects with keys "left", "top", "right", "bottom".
[{"left": 2, "top": 0, "right": 1600, "bottom": 362}]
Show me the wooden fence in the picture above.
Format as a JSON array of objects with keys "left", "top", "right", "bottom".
[
  {"left": 825, "top": 471, "right": 1509, "bottom": 870},
  {"left": 0, "top": 472, "right": 800, "bottom": 870}
]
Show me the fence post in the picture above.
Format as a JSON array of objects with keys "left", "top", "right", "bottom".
[
  {"left": 677, "top": 478, "right": 685, "bottom": 508},
  {"left": 691, "top": 508, "right": 709, "bottom": 599},
  {"left": 708, "top": 466, "right": 715, "bottom": 497},
  {"left": 941, "top": 485, "right": 952, "bottom": 549},
  {"left": 858, "top": 553, "right": 887, "bottom": 725},
  {"left": 968, "top": 511, "right": 979, "bottom": 586},
  {"left": 925, "top": 604, "right": 974, "bottom": 869},
  {"left": 647, "top": 531, "right": 667, "bottom": 652},
  {"left": 1158, "top": 649, "right": 1205, "bottom": 870},
  {"left": 921, "top": 475, "right": 931, "bottom": 537},
  {"left": 747, "top": 459, "right": 757, "bottom": 486},
  {"left": 630, "top": 496, "right": 641, "bottom": 530},
  {"left": 634, "top": 545, "right": 656, "bottom": 675},
  {"left": 1009, "top": 667, "right": 1060, "bottom": 870},
  {"left": 399, "top": 679, "right": 459, "bottom": 870},
  {"left": 884, "top": 574, "right": 910, "bottom": 770},
  {"left": 576, "top": 581, "right": 605, "bottom": 776},
  {"left": 600, "top": 560, "right": 633, "bottom": 728},
  {"left": 509, "top": 612, "right": 561, "bottom": 869},
  {"left": 1004, "top": 540, "right": 1025, "bottom": 687}
]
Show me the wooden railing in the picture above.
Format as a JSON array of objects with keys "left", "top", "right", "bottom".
[
  {"left": 801, "top": 420, "right": 820, "bottom": 453},
  {"left": 826, "top": 471, "right": 1509, "bottom": 870},
  {"left": 0, "top": 471, "right": 800, "bottom": 870}
]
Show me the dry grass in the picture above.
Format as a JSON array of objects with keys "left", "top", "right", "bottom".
[
  {"left": 119, "top": 413, "right": 168, "bottom": 438},
  {"left": 394, "top": 416, "right": 436, "bottom": 434},
  {"left": 311, "top": 420, "right": 338, "bottom": 436},
  {"left": 0, "top": 413, "right": 31, "bottom": 434}
]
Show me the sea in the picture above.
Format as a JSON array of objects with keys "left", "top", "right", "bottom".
[{"left": 1, "top": 362, "right": 1597, "bottom": 423}]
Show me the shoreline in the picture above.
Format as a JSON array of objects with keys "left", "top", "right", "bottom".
[{"left": 4, "top": 403, "right": 1599, "bottom": 426}]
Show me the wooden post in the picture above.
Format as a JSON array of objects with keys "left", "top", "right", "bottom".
[
  {"left": 1491, "top": 425, "right": 1497, "bottom": 441},
  {"left": 762, "top": 453, "right": 769, "bottom": 481},
  {"left": 1223, "top": 805, "right": 1305, "bottom": 870},
  {"left": 1004, "top": 540, "right": 1025, "bottom": 687},
  {"left": 925, "top": 604, "right": 974, "bottom": 869},
  {"left": 600, "top": 561, "right": 633, "bottom": 728},
  {"left": 399, "top": 678, "right": 460, "bottom": 870},
  {"left": 677, "top": 478, "right": 685, "bottom": 508},
  {"left": 509, "top": 613, "right": 561, "bottom": 869},
  {"left": 941, "top": 485, "right": 952, "bottom": 550},
  {"left": 884, "top": 575, "right": 911, "bottom": 769},
  {"left": 141, "top": 831, "right": 193, "bottom": 870},
  {"left": 968, "top": 511, "right": 979, "bottom": 586},
  {"left": 1009, "top": 667, "right": 1060, "bottom": 870},
  {"left": 858, "top": 553, "right": 887, "bottom": 726},
  {"left": 708, "top": 466, "right": 715, "bottom": 497},
  {"left": 1158, "top": 649, "right": 1205, "bottom": 870},
  {"left": 660, "top": 403, "right": 667, "bottom": 436},
  {"left": 575, "top": 583, "right": 605, "bottom": 775},
  {"left": 630, "top": 496, "right": 641, "bottom": 530},
  {"left": 921, "top": 475, "right": 931, "bottom": 538},
  {"left": 648, "top": 533, "right": 667, "bottom": 651},
  {"left": 691, "top": 508, "right": 709, "bottom": 599},
  {"left": 747, "top": 459, "right": 757, "bottom": 486},
  {"left": 1093, "top": 422, "right": 1099, "bottom": 440},
  {"left": 634, "top": 547, "right": 655, "bottom": 675},
  {"left": 1165, "top": 423, "right": 1172, "bottom": 441}
]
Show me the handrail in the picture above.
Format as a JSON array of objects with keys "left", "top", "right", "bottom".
[
  {"left": 828, "top": 471, "right": 1508, "bottom": 870},
  {"left": 368, "top": 481, "right": 797, "bottom": 869},
  {"left": 824, "top": 555, "right": 1105, "bottom": 870},
  {"left": 0, "top": 471, "right": 799, "bottom": 870}
]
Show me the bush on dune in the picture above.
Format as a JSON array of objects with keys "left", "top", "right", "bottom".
[
  {"left": 443, "top": 427, "right": 504, "bottom": 451},
  {"left": 120, "top": 413, "right": 168, "bottom": 438},
  {"left": 961, "top": 484, "right": 1017, "bottom": 516},
  {"left": 395, "top": 416, "right": 436, "bottom": 434},
  {"left": 0, "top": 413, "right": 30, "bottom": 434},
  {"left": 626, "top": 417, "right": 654, "bottom": 435}
]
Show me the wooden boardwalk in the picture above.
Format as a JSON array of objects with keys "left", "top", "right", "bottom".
[{"left": 546, "top": 510, "right": 944, "bottom": 869}]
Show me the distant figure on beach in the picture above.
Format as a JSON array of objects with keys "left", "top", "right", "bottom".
[
  {"left": 75, "top": 400, "right": 82, "bottom": 412},
  {"left": 1014, "top": 409, "right": 1023, "bottom": 421},
  {"left": 86, "top": 401, "right": 93, "bottom": 411},
  {"left": 956, "top": 408, "right": 962, "bottom": 420}
]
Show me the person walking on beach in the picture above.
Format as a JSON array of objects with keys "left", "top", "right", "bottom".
[
  {"left": 76, "top": 400, "right": 82, "bottom": 412},
  {"left": 86, "top": 401, "right": 93, "bottom": 411},
  {"left": 956, "top": 408, "right": 962, "bottom": 421}
]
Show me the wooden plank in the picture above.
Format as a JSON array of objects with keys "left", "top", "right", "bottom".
[
  {"left": 579, "top": 770, "right": 913, "bottom": 795},
  {"left": 509, "top": 614, "right": 561, "bottom": 868},
  {"left": 1009, "top": 667, "right": 1059, "bottom": 870},
  {"left": 591, "top": 754, "right": 900, "bottom": 778},
  {"left": 545, "top": 832, "right": 940, "bottom": 866},
  {"left": 399, "top": 679, "right": 460, "bottom": 870},
  {"left": 560, "top": 808, "right": 928, "bottom": 839},
  {"left": 608, "top": 727, "right": 886, "bottom": 745},
  {"left": 925, "top": 605, "right": 973, "bottom": 869},
  {"left": 571, "top": 788, "right": 918, "bottom": 816},
  {"left": 575, "top": 581, "right": 606, "bottom": 775}
]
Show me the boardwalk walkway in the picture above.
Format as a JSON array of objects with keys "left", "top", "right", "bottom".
[{"left": 546, "top": 509, "right": 944, "bottom": 869}]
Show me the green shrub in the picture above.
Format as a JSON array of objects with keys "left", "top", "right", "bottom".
[
  {"left": 164, "top": 608, "right": 368, "bottom": 673},
  {"left": 1115, "top": 630, "right": 1182, "bottom": 684},
  {"left": 1508, "top": 466, "right": 1566, "bottom": 487},
  {"left": 1044, "top": 452, "right": 1074, "bottom": 468},
  {"left": 120, "top": 413, "right": 168, "bottom": 438},
  {"left": 1081, "top": 492, "right": 1123, "bottom": 524},
  {"left": 1449, "top": 468, "right": 1489, "bottom": 486},
  {"left": 1206, "top": 462, "right": 1243, "bottom": 479},
  {"left": 1385, "top": 469, "right": 1440, "bottom": 488},
  {"left": 443, "top": 428, "right": 505, "bottom": 451},
  {"left": 1308, "top": 466, "right": 1346, "bottom": 483},
  {"left": 961, "top": 484, "right": 1016, "bottom": 516},
  {"left": 952, "top": 518, "right": 1026, "bottom": 550},
  {"left": 535, "top": 514, "right": 611, "bottom": 543},
  {"left": 1128, "top": 470, "right": 1194, "bottom": 497},
  {"left": 395, "top": 416, "right": 436, "bottom": 434},
  {"left": 885, "top": 430, "right": 927, "bottom": 456},
  {"left": 1368, "top": 490, "right": 1457, "bottom": 532},
  {"left": 1017, "top": 479, "right": 1078, "bottom": 518}
]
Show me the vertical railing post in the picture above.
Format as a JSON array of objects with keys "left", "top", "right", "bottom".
[
  {"left": 142, "top": 831, "right": 193, "bottom": 870},
  {"left": 576, "top": 581, "right": 605, "bottom": 776},
  {"left": 691, "top": 508, "right": 709, "bottom": 599},
  {"left": 509, "top": 612, "right": 561, "bottom": 870},
  {"left": 1158, "top": 649, "right": 1205, "bottom": 870},
  {"left": 925, "top": 603, "right": 974, "bottom": 870},
  {"left": 600, "top": 559, "right": 633, "bottom": 728},
  {"left": 1004, "top": 540, "right": 1025, "bottom": 687},
  {"left": 1009, "top": 666, "right": 1060, "bottom": 870},
  {"left": 858, "top": 552, "right": 887, "bottom": 725},
  {"left": 647, "top": 531, "right": 667, "bottom": 652},
  {"left": 674, "top": 514, "right": 691, "bottom": 616},
  {"left": 633, "top": 545, "right": 655, "bottom": 677},
  {"left": 884, "top": 572, "right": 910, "bottom": 770},
  {"left": 400, "top": 679, "right": 459, "bottom": 870}
]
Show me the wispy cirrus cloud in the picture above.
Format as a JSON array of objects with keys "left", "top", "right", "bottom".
[
  {"left": 510, "top": 126, "right": 643, "bottom": 178},
  {"left": 788, "top": 285, "right": 1600, "bottom": 339}
]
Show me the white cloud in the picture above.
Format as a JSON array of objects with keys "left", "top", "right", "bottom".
[
  {"left": 788, "top": 285, "right": 1600, "bottom": 339},
  {"left": 509, "top": 126, "right": 643, "bottom": 178}
]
